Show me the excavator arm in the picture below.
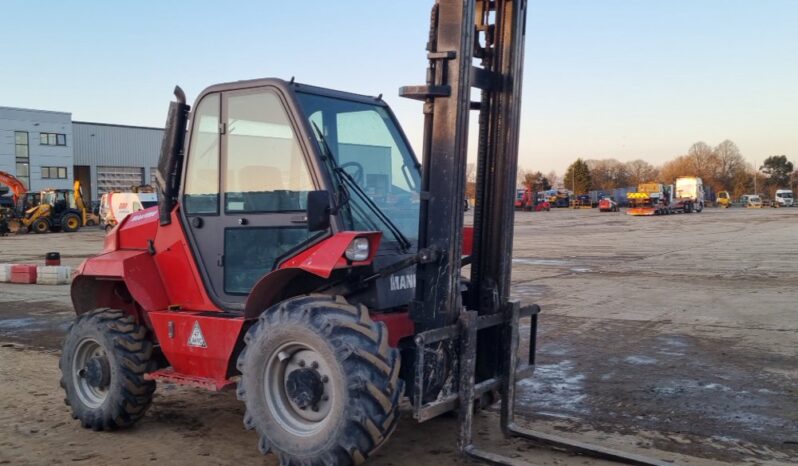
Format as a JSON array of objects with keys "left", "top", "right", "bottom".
[
  {"left": 73, "top": 180, "right": 88, "bottom": 225},
  {"left": 0, "top": 170, "right": 28, "bottom": 205}
]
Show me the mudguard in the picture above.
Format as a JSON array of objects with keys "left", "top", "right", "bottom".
[
  {"left": 244, "top": 231, "right": 382, "bottom": 318},
  {"left": 71, "top": 250, "right": 169, "bottom": 315}
]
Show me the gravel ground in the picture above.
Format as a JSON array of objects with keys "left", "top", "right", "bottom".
[{"left": 0, "top": 208, "right": 796, "bottom": 465}]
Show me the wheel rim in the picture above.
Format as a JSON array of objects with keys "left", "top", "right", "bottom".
[
  {"left": 264, "top": 342, "right": 335, "bottom": 437},
  {"left": 72, "top": 338, "right": 110, "bottom": 409},
  {"left": 67, "top": 217, "right": 79, "bottom": 229},
  {"left": 36, "top": 222, "right": 48, "bottom": 232}
]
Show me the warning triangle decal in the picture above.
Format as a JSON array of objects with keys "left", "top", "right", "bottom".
[{"left": 187, "top": 321, "right": 207, "bottom": 348}]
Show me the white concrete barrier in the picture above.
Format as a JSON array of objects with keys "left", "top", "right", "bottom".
[
  {"left": 0, "top": 264, "right": 11, "bottom": 283},
  {"left": 36, "top": 266, "right": 73, "bottom": 285}
]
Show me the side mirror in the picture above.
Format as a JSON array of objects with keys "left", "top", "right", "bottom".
[{"left": 306, "top": 190, "right": 331, "bottom": 232}]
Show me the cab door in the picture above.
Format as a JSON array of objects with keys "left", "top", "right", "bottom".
[{"left": 182, "top": 87, "right": 321, "bottom": 309}]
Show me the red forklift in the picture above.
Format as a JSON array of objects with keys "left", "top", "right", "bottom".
[{"left": 59, "top": 1, "right": 668, "bottom": 465}]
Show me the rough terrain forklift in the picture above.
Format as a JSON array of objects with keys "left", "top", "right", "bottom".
[{"left": 60, "top": 1, "right": 668, "bottom": 465}]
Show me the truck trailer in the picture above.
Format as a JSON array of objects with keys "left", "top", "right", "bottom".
[{"left": 626, "top": 182, "right": 670, "bottom": 216}]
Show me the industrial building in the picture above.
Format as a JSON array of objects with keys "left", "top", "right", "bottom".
[{"left": 0, "top": 106, "right": 163, "bottom": 204}]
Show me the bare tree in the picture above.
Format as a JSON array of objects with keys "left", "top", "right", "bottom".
[
  {"left": 465, "top": 163, "right": 477, "bottom": 199},
  {"left": 713, "top": 140, "right": 746, "bottom": 192},
  {"left": 586, "top": 159, "right": 630, "bottom": 190},
  {"left": 546, "top": 170, "right": 560, "bottom": 188},
  {"left": 659, "top": 155, "right": 693, "bottom": 184},
  {"left": 522, "top": 171, "right": 551, "bottom": 191},
  {"left": 687, "top": 141, "right": 718, "bottom": 180},
  {"left": 625, "top": 159, "right": 658, "bottom": 186},
  {"left": 466, "top": 163, "right": 477, "bottom": 183},
  {"left": 516, "top": 167, "right": 528, "bottom": 187}
]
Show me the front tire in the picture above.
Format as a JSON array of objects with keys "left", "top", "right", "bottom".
[
  {"left": 31, "top": 218, "right": 49, "bottom": 234},
  {"left": 59, "top": 308, "right": 156, "bottom": 430},
  {"left": 237, "top": 295, "right": 402, "bottom": 465}
]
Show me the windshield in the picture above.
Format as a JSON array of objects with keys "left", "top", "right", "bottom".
[
  {"left": 676, "top": 179, "right": 696, "bottom": 198},
  {"left": 777, "top": 192, "right": 793, "bottom": 198},
  {"left": 296, "top": 92, "right": 421, "bottom": 246},
  {"left": 42, "top": 192, "right": 57, "bottom": 205}
]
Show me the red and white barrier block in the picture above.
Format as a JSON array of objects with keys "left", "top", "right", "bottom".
[{"left": 0, "top": 263, "right": 73, "bottom": 285}]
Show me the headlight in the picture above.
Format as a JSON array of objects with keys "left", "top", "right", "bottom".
[{"left": 345, "top": 237, "right": 370, "bottom": 261}]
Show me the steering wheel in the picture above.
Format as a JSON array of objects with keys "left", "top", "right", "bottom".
[{"left": 339, "top": 162, "right": 365, "bottom": 185}]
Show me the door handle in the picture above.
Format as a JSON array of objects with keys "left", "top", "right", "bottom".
[
  {"left": 290, "top": 215, "right": 308, "bottom": 224},
  {"left": 237, "top": 218, "right": 249, "bottom": 225}
]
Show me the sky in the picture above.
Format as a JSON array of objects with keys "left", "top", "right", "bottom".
[{"left": 1, "top": 1, "right": 796, "bottom": 175}]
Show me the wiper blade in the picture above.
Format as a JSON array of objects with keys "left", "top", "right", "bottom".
[
  {"left": 335, "top": 167, "right": 412, "bottom": 252},
  {"left": 311, "top": 122, "right": 350, "bottom": 214},
  {"left": 311, "top": 121, "right": 411, "bottom": 252}
]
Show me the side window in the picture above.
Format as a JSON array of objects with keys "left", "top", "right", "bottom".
[
  {"left": 184, "top": 93, "right": 220, "bottom": 214},
  {"left": 224, "top": 91, "right": 313, "bottom": 213}
]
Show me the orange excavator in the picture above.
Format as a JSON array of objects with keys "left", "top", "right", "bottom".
[
  {"left": 0, "top": 170, "right": 28, "bottom": 205},
  {"left": 0, "top": 170, "right": 27, "bottom": 234}
]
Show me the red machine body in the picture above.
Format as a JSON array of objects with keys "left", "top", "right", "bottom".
[
  {"left": 72, "top": 204, "right": 474, "bottom": 389},
  {"left": 72, "top": 206, "right": 386, "bottom": 388},
  {"left": 598, "top": 198, "right": 618, "bottom": 212}
]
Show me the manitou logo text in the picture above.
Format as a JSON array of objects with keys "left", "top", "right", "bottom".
[{"left": 390, "top": 273, "right": 416, "bottom": 291}]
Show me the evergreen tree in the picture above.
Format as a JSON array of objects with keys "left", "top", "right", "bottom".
[{"left": 563, "top": 158, "right": 592, "bottom": 194}]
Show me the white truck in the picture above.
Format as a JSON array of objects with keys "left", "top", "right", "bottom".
[
  {"left": 673, "top": 176, "right": 705, "bottom": 213},
  {"left": 99, "top": 192, "right": 158, "bottom": 230},
  {"left": 774, "top": 189, "right": 794, "bottom": 207}
]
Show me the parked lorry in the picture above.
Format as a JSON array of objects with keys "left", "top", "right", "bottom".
[
  {"left": 627, "top": 182, "right": 671, "bottom": 216},
  {"left": 672, "top": 176, "right": 704, "bottom": 213},
  {"left": 774, "top": 189, "right": 794, "bottom": 207}
]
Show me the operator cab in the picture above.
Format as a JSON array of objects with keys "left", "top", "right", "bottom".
[{"left": 177, "top": 78, "right": 421, "bottom": 311}]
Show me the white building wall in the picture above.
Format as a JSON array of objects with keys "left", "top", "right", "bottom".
[
  {"left": 73, "top": 122, "right": 163, "bottom": 200},
  {"left": 0, "top": 106, "right": 73, "bottom": 193}
]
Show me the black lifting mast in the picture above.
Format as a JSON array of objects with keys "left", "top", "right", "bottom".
[{"left": 402, "top": 1, "right": 671, "bottom": 465}]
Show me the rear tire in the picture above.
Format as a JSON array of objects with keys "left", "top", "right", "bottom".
[
  {"left": 237, "top": 295, "right": 402, "bottom": 465},
  {"left": 62, "top": 213, "right": 81, "bottom": 232},
  {"left": 59, "top": 308, "right": 156, "bottom": 430}
]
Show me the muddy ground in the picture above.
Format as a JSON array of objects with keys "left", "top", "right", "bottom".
[{"left": 0, "top": 208, "right": 796, "bottom": 465}]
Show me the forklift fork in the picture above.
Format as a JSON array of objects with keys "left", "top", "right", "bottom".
[{"left": 456, "top": 302, "right": 673, "bottom": 466}]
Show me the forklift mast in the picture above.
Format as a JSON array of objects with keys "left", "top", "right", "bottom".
[
  {"left": 403, "top": 3, "right": 671, "bottom": 465},
  {"left": 402, "top": 0, "right": 526, "bottom": 365}
]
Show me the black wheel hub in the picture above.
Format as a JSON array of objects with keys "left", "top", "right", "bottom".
[
  {"left": 83, "top": 355, "right": 110, "bottom": 389},
  {"left": 285, "top": 368, "right": 324, "bottom": 409}
]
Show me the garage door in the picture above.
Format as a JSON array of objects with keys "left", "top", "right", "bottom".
[{"left": 97, "top": 166, "right": 144, "bottom": 195}]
